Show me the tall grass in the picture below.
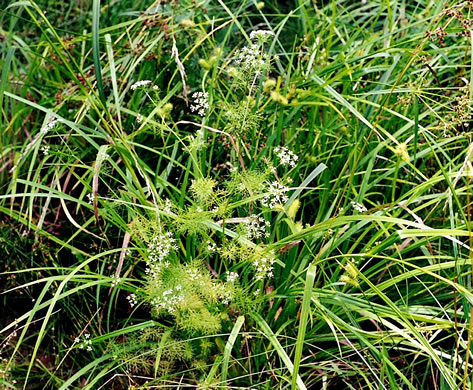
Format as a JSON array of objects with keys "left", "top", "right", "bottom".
[{"left": 1, "top": 0, "right": 473, "bottom": 388}]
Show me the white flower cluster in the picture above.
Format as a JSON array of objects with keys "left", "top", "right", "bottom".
[
  {"left": 111, "top": 276, "right": 121, "bottom": 287},
  {"left": 40, "top": 119, "right": 58, "bottom": 135},
  {"left": 146, "top": 232, "right": 178, "bottom": 277},
  {"left": 234, "top": 44, "right": 271, "bottom": 77},
  {"left": 86, "top": 193, "right": 96, "bottom": 204},
  {"left": 250, "top": 30, "right": 275, "bottom": 41},
  {"left": 253, "top": 252, "right": 276, "bottom": 281},
  {"left": 261, "top": 181, "right": 289, "bottom": 209},
  {"left": 126, "top": 293, "right": 138, "bottom": 308},
  {"left": 74, "top": 333, "right": 92, "bottom": 351},
  {"left": 190, "top": 91, "right": 209, "bottom": 117},
  {"left": 162, "top": 198, "right": 173, "bottom": 214},
  {"left": 226, "top": 271, "right": 239, "bottom": 283},
  {"left": 185, "top": 267, "right": 201, "bottom": 280},
  {"left": 41, "top": 145, "right": 50, "bottom": 156},
  {"left": 151, "top": 285, "right": 184, "bottom": 313},
  {"left": 130, "top": 80, "right": 152, "bottom": 90},
  {"left": 244, "top": 215, "right": 270, "bottom": 240},
  {"left": 213, "top": 282, "right": 233, "bottom": 305},
  {"left": 274, "top": 146, "right": 299, "bottom": 168},
  {"left": 351, "top": 201, "right": 367, "bottom": 213},
  {"left": 207, "top": 240, "right": 217, "bottom": 252}
]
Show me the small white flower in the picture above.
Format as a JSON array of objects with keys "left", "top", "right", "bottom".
[
  {"left": 233, "top": 43, "right": 271, "bottom": 80},
  {"left": 243, "top": 215, "right": 271, "bottom": 240},
  {"left": 351, "top": 201, "right": 367, "bottom": 213},
  {"left": 111, "top": 276, "right": 121, "bottom": 287},
  {"left": 274, "top": 146, "right": 299, "bottom": 168},
  {"left": 86, "top": 193, "right": 95, "bottom": 204},
  {"left": 253, "top": 251, "right": 276, "bottom": 280},
  {"left": 207, "top": 240, "right": 217, "bottom": 252},
  {"left": 162, "top": 198, "right": 173, "bottom": 214},
  {"left": 126, "top": 294, "right": 138, "bottom": 308},
  {"left": 41, "top": 145, "right": 50, "bottom": 155},
  {"left": 261, "top": 181, "right": 289, "bottom": 209},
  {"left": 190, "top": 91, "right": 209, "bottom": 117},
  {"left": 130, "top": 80, "right": 152, "bottom": 90},
  {"left": 226, "top": 271, "right": 239, "bottom": 283},
  {"left": 146, "top": 231, "right": 177, "bottom": 278},
  {"left": 250, "top": 30, "right": 275, "bottom": 41},
  {"left": 152, "top": 286, "right": 185, "bottom": 313}
]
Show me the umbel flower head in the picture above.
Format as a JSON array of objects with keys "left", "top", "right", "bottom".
[
  {"left": 130, "top": 80, "right": 152, "bottom": 90},
  {"left": 190, "top": 91, "right": 209, "bottom": 117},
  {"left": 250, "top": 30, "right": 275, "bottom": 42},
  {"left": 261, "top": 181, "right": 289, "bottom": 209},
  {"left": 274, "top": 146, "right": 299, "bottom": 168},
  {"left": 146, "top": 231, "right": 178, "bottom": 278}
]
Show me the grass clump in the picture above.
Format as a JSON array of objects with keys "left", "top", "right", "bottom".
[{"left": 3, "top": 0, "right": 473, "bottom": 389}]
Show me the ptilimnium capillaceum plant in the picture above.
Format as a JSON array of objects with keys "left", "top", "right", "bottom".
[{"left": 4, "top": 0, "right": 473, "bottom": 388}]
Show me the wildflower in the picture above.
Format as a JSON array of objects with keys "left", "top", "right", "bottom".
[
  {"left": 146, "top": 232, "right": 178, "bottom": 278},
  {"left": 86, "top": 193, "right": 95, "bottom": 204},
  {"left": 126, "top": 293, "right": 138, "bottom": 308},
  {"left": 350, "top": 201, "right": 367, "bottom": 213},
  {"left": 250, "top": 30, "right": 274, "bottom": 41},
  {"left": 41, "top": 145, "right": 50, "bottom": 156},
  {"left": 213, "top": 282, "right": 233, "bottom": 304},
  {"left": 274, "top": 146, "right": 299, "bottom": 167},
  {"left": 137, "top": 114, "right": 144, "bottom": 123},
  {"left": 151, "top": 285, "right": 185, "bottom": 313},
  {"left": 162, "top": 198, "right": 173, "bottom": 214},
  {"left": 253, "top": 251, "right": 276, "bottom": 280},
  {"left": 207, "top": 240, "right": 217, "bottom": 252},
  {"left": 190, "top": 91, "right": 209, "bottom": 117},
  {"left": 261, "top": 181, "right": 289, "bottom": 209},
  {"left": 234, "top": 44, "right": 271, "bottom": 78},
  {"left": 226, "top": 271, "right": 239, "bottom": 283},
  {"left": 111, "top": 276, "right": 121, "bottom": 287},
  {"left": 243, "top": 215, "right": 271, "bottom": 240},
  {"left": 75, "top": 333, "right": 93, "bottom": 351},
  {"left": 130, "top": 80, "right": 152, "bottom": 90}
]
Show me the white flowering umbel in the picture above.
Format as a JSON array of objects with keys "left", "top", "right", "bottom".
[
  {"left": 261, "top": 181, "right": 289, "bottom": 209},
  {"left": 243, "top": 215, "right": 271, "bottom": 240},
  {"left": 213, "top": 282, "right": 233, "bottom": 305},
  {"left": 250, "top": 30, "right": 275, "bottom": 42},
  {"left": 351, "top": 201, "right": 367, "bottom": 213},
  {"left": 151, "top": 285, "right": 185, "bottom": 314},
  {"left": 74, "top": 333, "right": 93, "bottom": 351},
  {"left": 190, "top": 91, "right": 209, "bottom": 117},
  {"left": 226, "top": 271, "right": 239, "bottom": 283},
  {"left": 252, "top": 251, "right": 276, "bottom": 281},
  {"left": 274, "top": 146, "right": 299, "bottom": 168},
  {"left": 126, "top": 293, "right": 138, "bottom": 308},
  {"left": 130, "top": 80, "right": 152, "bottom": 90},
  {"left": 234, "top": 44, "right": 271, "bottom": 79},
  {"left": 146, "top": 231, "right": 178, "bottom": 278}
]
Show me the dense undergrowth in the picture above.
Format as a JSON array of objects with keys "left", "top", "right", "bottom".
[{"left": 2, "top": 0, "right": 473, "bottom": 388}]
